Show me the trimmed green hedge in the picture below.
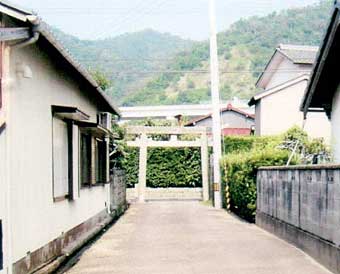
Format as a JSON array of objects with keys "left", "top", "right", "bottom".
[
  {"left": 223, "top": 135, "right": 282, "bottom": 154},
  {"left": 122, "top": 147, "right": 202, "bottom": 188},
  {"left": 221, "top": 148, "right": 297, "bottom": 222},
  {"left": 221, "top": 127, "right": 331, "bottom": 222},
  {"left": 147, "top": 148, "right": 201, "bottom": 188},
  {"left": 121, "top": 147, "right": 140, "bottom": 188}
]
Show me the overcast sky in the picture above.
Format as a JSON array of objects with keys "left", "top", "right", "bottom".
[{"left": 14, "top": 0, "right": 321, "bottom": 40}]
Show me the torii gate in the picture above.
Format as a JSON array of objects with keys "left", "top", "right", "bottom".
[{"left": 126, "top": 126, "right": 209, "bottom": 202}]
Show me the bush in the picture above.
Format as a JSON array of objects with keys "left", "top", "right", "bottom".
[
  {"left": 223, "top": 135, "right": 282, "bottom": 154},
  {"left": 121, "top": 147, "right": 139, "bottom": 188},
  {"left": 121, "top": 147, "right": 202, "bottom": 188},
  {"left": 222, "top": 148, "right": 297, "bottom": 222},
  {"left": 279, "top": 126, "right": 331, "bottom": 163},
  {"left": 147, "top": 148, "right": 202, "bottom": 188}
]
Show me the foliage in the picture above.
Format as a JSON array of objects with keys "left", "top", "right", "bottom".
[
  {"left": 121, "top": 147, "right": 140, "bottom": 187},
  {"left": 51, "top": 28, "right": 194, "bottom": 104},
  {"left": 109, "top": 122, "right": 127, "bottom": 170},
  {"left": 90, "top": 69, "right": 112, "bottom": 91},
  {"left": 222, "top": 148, "right": 297, "bottom": 222},
  {"left": 221, "top": 126, "right": 331, "bottom": 222},
  {"left": 119, "top": 119, "right": 202, "bottom": 188},
  {"left": 53, "top": 1, "right": 332, "bottom": 106},
  {"left": 121, "top": 147, "right": 202, "bottom": 188},
  {"left": 147, "top": 148, "right": 202, "bottom": 188},
  {"left": 121, "top": 0, "right": 333, "bottom": 105},
  {"left": 279, "top": 125, "right": 331, "bottom": 163},
  {"left": 223, "top": 135, "right": 282, "bottom": 154},
  {"left": 283, "top": 125, "right": 308, "bottom": 146}
]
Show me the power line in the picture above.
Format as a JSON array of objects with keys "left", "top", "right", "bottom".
[
  {"left": 106, "top": 69, "right": 311, "bottom": 75},
  {"left": 38, "top": 10, "right": 206, "bottom": 15}
]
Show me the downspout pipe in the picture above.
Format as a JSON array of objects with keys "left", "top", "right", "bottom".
[{"left": 12, "top": 16, "right": 40, "bottom": 49}]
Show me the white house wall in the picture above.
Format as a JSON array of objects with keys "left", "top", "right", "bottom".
[
  {"left": 266, "top": 59, "right": 311, "bottom": 90},
  {"left": 0, "top": 129, "right": 7, "bottom": 274},
  {"left": 255, "top": 102, "right": 261, "bottom": 135},
  {"left": 0, "top": 46, "right": 11, "bottom": 274},
  {"left": 331, "top": 84, "right": 340, "bottom": 162},
  {"left": 7, "top": 43, "right": 108, "bottom": 263},
  {"left": 259, "top": 80, "right": 331, "bottom": 140}
]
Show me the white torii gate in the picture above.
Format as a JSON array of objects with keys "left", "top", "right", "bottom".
[{"left": 126, "top": 126, "right": 209, "bottom": 202}]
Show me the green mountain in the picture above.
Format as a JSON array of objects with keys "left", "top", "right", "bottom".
[
  {"left": 53, "top": 0, "right": 333, "bottom": 106},
  {"left": 50, "top": 28, "right": 194, "bottom": 101},
  {"left": 121, "top": 0, "right": 333, "bottom": 106}
]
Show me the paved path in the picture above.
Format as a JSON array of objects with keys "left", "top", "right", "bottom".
[{"left": 66, "top": 201, "right": 330, "bottom": 274}]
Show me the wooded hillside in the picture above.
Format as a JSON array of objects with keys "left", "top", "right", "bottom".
[{"left": 54, "top": 0, "right": 333, "bottom": 106}]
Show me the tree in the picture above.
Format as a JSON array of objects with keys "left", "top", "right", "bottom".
[{"left": 90, "top": 70, "right": 111, "bottom": 91}]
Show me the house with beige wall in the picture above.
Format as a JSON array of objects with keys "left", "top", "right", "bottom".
[
  {"left": 301, "top": 2, "right": 340, "bottom": 161},
  {"left": 248, "top": 44, "right": 331, "bottom": 140},
  {"left": 0, "top": 2, "right": 121, "bottom": 274},
  {"left": 185, "top": 103, "right": 255, "bottom": 136}
]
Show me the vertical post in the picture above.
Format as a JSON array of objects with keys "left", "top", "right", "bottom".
[
  {"left": 67, "top": 121, "right": 74, "bottom": 200},
  {"left": 138, "top": 133, "right": 147, "bottom": 202},
  {"left": 105, "top": 137, "right": 110, "bottom": 183},
  {"left": 90, "top": 136, "right": 96, "bottom": 185},
  {"left": 209, "top": 0, "right": 222, "bottom": 208},
  {"left": 72, "top": 124, "right": 79, "bottom": 200},
  {"left": 105, "top": 136, "right": 111, "bottom": 213},
  {"left": 201, "top": 132, "right": 209, "bottom": 201}
]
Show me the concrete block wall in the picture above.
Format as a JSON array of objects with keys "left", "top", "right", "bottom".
[
  {"left": 257, "top": 165, "right": 340, "bottom": 273},
  {"left": 126, "top": 186, "right": 203, "bottom": 201}
]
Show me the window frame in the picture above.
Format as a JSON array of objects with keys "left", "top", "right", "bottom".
[
  {"left": 51, "top": 116, "right": 73, "bottom": 202},
  {"left": 79, "top": 130, "right": 108, "bottom": 189},
  {"left": 79, "top": 131, "right": 92, "bottom": 188},
  {"left": 95, "top": 138, "right": 107, "bottom": 185}
]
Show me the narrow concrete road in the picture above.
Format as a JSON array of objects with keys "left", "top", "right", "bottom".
[{"left": 66, "top": 201, "right": 330, "bottom": 274}]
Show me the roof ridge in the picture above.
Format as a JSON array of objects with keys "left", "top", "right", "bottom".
[
  {"left": 278, "top": 44, "right": 319, "bottom": 51},
  {"left": 0, "top": 0, "right": 34, "bottom": 15},
  {"left": 185, "top": 104, "right": 254, "bottom": 126},
  {"left": 249, "top": 73, "right": 310, "bottom": 106}
]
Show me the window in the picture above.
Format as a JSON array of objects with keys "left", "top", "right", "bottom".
[
  {"left": 80, "top": 133, "right": 92, "bottom": 186},
  {"left": 78, "top": 120, "right": 109, "bottom": 187},
  {"left": 79, "top": 132, "right": 108, "bottom": 187},
  {"left": 95, "top": 139, "right": 107, "bottom": 184},
  {"left": 0, "top": 220, "right": 3, "bottom": 271},
  {"left": 52, "top": 117, "right": 71, "bottom": 200}
]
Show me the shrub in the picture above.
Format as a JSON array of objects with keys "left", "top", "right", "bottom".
[
  {"left": 121, "top": 147, "right": 202, "bottom": 188},
  {"left": 221, "top": 148, "right": 297, "bottom": 222},
  {"left": 279, "top": 125, "right": 331, "bottom": 163},
  {"left": 223, "top": 135, "right": 282, "bottom": 154},
  {"left": 121, "top": 147, "right": 139, "bottom": 188},
  {"left": 147, "top": 148, "right": 202, "bottom": 188}
]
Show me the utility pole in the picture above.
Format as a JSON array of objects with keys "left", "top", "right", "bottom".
[{"left": 209, "top": 0, "right": 222, "bottom": 209}]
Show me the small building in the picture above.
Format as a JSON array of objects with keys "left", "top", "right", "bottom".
[
  {"left": 301, "top": 1, "right": 340, "bottom": 161},
  {"left": 185, "top": 104, "right": 255, "bottom": 136},
  {"left": 0, "top": 2, "right": 122, "bottom": 274},
  {"left": 249, "top": 44, "right": 331, "bottom": 139}
]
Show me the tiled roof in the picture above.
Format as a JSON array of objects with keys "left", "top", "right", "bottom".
[
  {"left": 185, "top": 104, "right": 254, "bottom": 126},
  {"left": 278, "top": 44, "right": 319, "bottom": 64}
]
